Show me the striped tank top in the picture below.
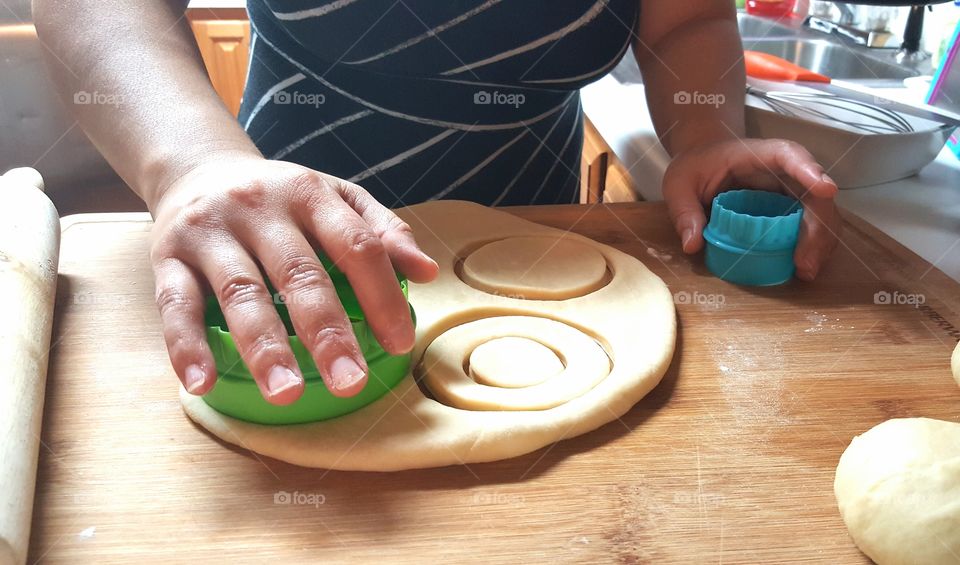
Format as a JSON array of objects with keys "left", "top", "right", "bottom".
[{"left": 240, "top": 0, "right": 638, "bottom": 207}]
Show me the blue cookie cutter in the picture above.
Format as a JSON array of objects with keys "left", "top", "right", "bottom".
[{"left": 702, "top": 189, "right": 803, "bottom": 286}]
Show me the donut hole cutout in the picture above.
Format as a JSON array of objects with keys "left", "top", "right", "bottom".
[
  {"left": 417, "top": 315, "right": 612, "bottom": 411},
  {"left": 454, "top": 236, "right": 613, "bottom": 301},
  {"left": 467, "top": 336, "right": 566, "bottom": 388}
]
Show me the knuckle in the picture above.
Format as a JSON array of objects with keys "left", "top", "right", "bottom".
[
  {"left": 240, "top": 331, "right": 286, "bottom": 362},
  {"left": 342, "top": 227, "right": 384, "bottom": 261},
  {"left": 285, "top": 170, "right": 324, "bottom": 199},
  {"left": 224, "top": 181, "right": 269, "bottom": 210},
  {"left": 218, "top": 275, "right": 267, "bottom": 310},
  {"left": 308, "top": 326, "right": 354, "bottom": 354},
  {"left": 155, "top": 283, "right": 193, "bottom": 318},
  {"left": 179, "top": 198, "right": 218, "bottom": 230},
  {"left": 163, "top": 326, "right": 199, "bottom": 356},
  {"left": 276, "top": 255, "right": 328, "bottom": 292},
  {"left": 386, "top": 216, "right": 413, "bottom": 237}
]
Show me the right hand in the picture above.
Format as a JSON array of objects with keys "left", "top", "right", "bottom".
[{"left": 150, "top": 155, "right": 439, "bottom": 405}]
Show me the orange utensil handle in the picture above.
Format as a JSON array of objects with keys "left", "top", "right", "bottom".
[{"left": 744, "top": 50, "right": 831, "bottom": 83}]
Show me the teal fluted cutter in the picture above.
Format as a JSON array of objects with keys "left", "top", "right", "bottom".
[{"left": 703, "top": 189, "right": 804, "bottom": 286}]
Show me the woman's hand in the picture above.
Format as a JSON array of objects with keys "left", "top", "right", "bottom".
[
  {"left": 150, "top": 155, "right": 439, "bottom": 405},
  {"left": 662, "top": 138, "right": 841, "bottom": 281}
]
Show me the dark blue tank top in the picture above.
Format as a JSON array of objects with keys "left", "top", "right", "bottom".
[{"left": 240, "top": 0, "right": 638, "bottom": 206}]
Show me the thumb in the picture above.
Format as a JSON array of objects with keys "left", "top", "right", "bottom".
[{"left": 662, "top": 170, "right": 708, "bottom": 254}]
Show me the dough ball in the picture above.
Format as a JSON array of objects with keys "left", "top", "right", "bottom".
[
  {"left": 834, "top": 418, "right": 960, "bottom": 565},
  {"left": 952, "top": 341, "right": 959, "bottom": 387},
  {"left": 461, "top": 236, "right": 607, "bottom": 300}
]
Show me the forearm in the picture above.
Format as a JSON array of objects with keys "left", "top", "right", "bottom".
[
  {"left": 635, "top": 6, "right": 745, "bottom": 156},
  {"left": 32, "top": 0, "right": 260, "bottom": 211}
]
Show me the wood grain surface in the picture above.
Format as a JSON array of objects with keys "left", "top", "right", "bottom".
[{"left": 29, "top": 204, "right": 960, "bottom": 564}]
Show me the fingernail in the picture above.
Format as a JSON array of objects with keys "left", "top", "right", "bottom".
[
  {"left": 267, "top": 365, "right": 302, "bottom": 396},
  {"left": 681, "top": 228, "right": 694, "bottom": 252},
  {"left": 418, "top": 249, "right": 438, "bottom": 269},
  {"left": 330, "top": 356, "right": 366, "bottom": 390},
  {"left": 185, "top": 364, "right": 207, "bottom": 394},
  {"left": 821, "top": 173, "right": 835, "bottom": 185},
  {"left": 797, "top": 258, "right": 819, "bottom": 280}
]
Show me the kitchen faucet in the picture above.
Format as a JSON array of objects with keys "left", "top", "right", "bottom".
[
  {"left": 807, "top": 1, "right": 945, "bottom": 57},
  {"left": 895, "top": 5, "right": 930, "bottom": 62},
  {"left": 835, "top": 2, "right": 857, "bottom": 24}
]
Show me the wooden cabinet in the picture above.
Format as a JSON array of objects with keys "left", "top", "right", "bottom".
[
  {"left": 188, "top": 11, "right": 250, "bottom": 116},
  {"left": 580, "top": 117, "right": 640, "bottom": 203}
]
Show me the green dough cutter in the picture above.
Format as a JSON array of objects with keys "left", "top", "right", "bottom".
[{"left": 201, "top": 254, "right": 413, "bottom": 425}]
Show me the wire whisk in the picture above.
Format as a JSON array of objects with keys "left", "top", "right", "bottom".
[{"left": 746, "top": 85, "right": 914, "bottom": 135}]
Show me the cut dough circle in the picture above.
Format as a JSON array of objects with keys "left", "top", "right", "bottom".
[
  {"left": 468, "top": 336, "right": 564, "bottom": 388},
  {"left": 835, "top": 418, "right": 960, "bottom": 565},
  {"left": 421, "top": 316, "right": 610, "bottom": 410},
  {"left": 461, "top": 236, "right": 608, "bottom": 300},
  {"left": 181, "top": 201, "right": 676, "bottom": 471}
]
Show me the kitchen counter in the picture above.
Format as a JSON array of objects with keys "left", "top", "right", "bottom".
[{"left": 582, "top": 74, "right": 960, "bottom": 283}]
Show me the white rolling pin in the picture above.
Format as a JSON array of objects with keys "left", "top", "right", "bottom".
[{"left": 0, "top": 168, "right": 59, "bottom": 565}]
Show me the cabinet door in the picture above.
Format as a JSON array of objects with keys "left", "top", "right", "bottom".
[
  {"left": 190, "top": 20, "right": 250, "bottom": 116},
  {"left": 580, "top": 117, "right": 640, "bottom": 203}
]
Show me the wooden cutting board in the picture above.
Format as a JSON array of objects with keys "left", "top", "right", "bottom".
[{"left": 29, "top": 204, "right": 960, "bottom": 564}]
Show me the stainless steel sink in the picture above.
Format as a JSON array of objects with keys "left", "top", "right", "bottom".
[
  {"left": 610, "top": 12, "right": 927, "bottom": 85},
  {"left": 744, "top": 38, "right": 921, "bottom": 81},
  {"left": 736, "top": 12, "right": 801, "bottom": 39}
]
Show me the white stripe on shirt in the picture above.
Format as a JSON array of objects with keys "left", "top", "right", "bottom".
[
  {"left": 441, "top": 0, "right": 608, "bottom": 76},
  {"left": 344, "top": 0, "right": 502, "bottom": 65},
  {"left": 243, "top": 73, "right": 307, "bottom": 129},
  {"left": 349, "top": 129, "right": 457, "bottom": 182},
  {"left": 271, "top": 110, "right": 373, "bottom": 160},
  {"left": 428, "top": 129, "right": 529, "bottom": 200},
  {"left": 272, "top": 0, "right": 360, "bottom": 21}
]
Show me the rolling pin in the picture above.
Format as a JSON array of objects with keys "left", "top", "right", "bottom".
[{"left": 0, "top": 168, "right": 59, "bottom": 565}]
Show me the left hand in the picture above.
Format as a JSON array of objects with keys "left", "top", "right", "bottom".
[{"left": 661, "top": 138, "right": 840, "bottom": 281}]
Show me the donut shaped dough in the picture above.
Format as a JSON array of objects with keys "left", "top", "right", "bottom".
[
  {"left": 421, "top": 316, "right": 610, "bottom": 410},
  {"left": 461, "top": 236, "right": 608, "bottom": 300},
  {"left": 181, "top": 201, "right": 676, "bottom": 471},
  {"left": 835, "top": 418, "right": 960, "bottom": 565}
]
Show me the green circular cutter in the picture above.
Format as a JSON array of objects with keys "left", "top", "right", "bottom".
[{"left": 201, "top": 255, "right": 413, "bottom": 425}]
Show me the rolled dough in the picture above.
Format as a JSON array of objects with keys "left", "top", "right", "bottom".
[
  {"left": 835, "top": 418, "right": 960, "bottom": 565},
  {"left": 181, "top": 201, "right": 676, "bottom": 471}
]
